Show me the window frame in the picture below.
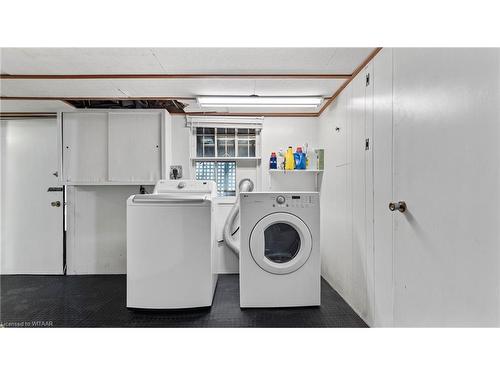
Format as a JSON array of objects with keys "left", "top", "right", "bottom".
[
  {"left": 188, "top": 119, "right": 262, "bottom": 202},
  {"left": 193, "top": 127, "right": 260, "bottom": 159}
]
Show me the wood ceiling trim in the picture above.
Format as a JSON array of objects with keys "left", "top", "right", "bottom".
[
  {"left": 0, "top": 73, "right": 351, "bottom": 80},
  {"left": 0, "top": 111, "right": 317, "bottom": 118},
  {"left": 0, "top": 96, "right": 197, "bottom": 101},
  {"left": 318, "top": 47, "right": 382, "bottom": 116},
  {"left": 177, "top": 112, "right": 318, "bottom": 117}
]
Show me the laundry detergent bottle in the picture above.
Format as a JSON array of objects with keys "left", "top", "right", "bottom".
[
  {"left": 294, "top": 147, "right": 306, "bottom": 169},
  {"left": 269, "top": 152, "right": 277, "bottom": 169},
  {"left": 285, "top": 146, "right": 295, "bottom": 170}
]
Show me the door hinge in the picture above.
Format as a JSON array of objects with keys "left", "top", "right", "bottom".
[
  {"left": 365, "top": 73, "right": 370, "bottom": 86},
  {"left": 365, "top": 138, "right": 370, "bottom": 150}
]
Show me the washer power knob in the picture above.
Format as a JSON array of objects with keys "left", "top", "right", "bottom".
[{"left": 276, "top": 195, "right": 286, "bottom": 205}]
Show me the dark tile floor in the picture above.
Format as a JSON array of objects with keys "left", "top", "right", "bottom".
[{"left": 0, "top": 274, "right": 367, "bottom": 328}]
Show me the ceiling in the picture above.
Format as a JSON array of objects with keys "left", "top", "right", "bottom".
[{"left": 0, "top": 48, "right": 376, "bottom": 115}]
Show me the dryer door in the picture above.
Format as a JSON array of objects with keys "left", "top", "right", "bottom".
[{"left": 249, "top": 212, "right": 312, "bottom": 275}]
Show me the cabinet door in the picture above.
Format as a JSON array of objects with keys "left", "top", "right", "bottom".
[
  {"left": 108, "top": 112, "right": 162, "bottom": 182},
  {"left": 63, "top": 112, "right": 108, "bottom": 183}
]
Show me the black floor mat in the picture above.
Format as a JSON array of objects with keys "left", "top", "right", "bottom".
[{"left": 0, "top": 274, "right": 368, "bottom": 328}]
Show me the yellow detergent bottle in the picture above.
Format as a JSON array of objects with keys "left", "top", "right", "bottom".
[{"left": 285, "top": 146, "right": 295, "bottom": 170}]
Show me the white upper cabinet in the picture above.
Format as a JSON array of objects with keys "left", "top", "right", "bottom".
[
  {"left": 63, "top": 112, "right": 108, "bottom": 183},
  {"left": 108, "top": 112, "right": 162, "bottom": 182},
  {"left": 61, "top": 110, "right": 170, "bottom": 184}
]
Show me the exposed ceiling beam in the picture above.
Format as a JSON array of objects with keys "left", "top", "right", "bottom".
[
  {"left": 0, "top": 112, "right": 57, "bottom": 119},
  {"left": 0, "top": 73, "right": 352, "bottom": 80}
]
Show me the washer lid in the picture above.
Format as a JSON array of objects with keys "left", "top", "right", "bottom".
[{"left": 249, "top": 212, "right": 312, "bottom": 275}]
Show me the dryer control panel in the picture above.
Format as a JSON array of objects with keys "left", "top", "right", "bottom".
[
  {"left": 240, "top": 192, "right": 319, "bottom": 209},
  {"left": 271, "top": 193, "right": 316, "bottom": 208}
]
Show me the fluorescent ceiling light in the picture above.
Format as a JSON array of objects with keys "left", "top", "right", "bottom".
[{"left": 197, "top": 96, "right": 323, "bottom": 108}]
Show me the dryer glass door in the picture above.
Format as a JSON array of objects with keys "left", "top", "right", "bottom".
[
  {"left": 264, "top": 223, "right": 301, "bottom": 263},
  {"left": 250, "top": 212, "right": 312, "bottom": 275}
]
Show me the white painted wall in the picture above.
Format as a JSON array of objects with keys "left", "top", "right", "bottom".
[
  {"left": 66, "top": 185, "right": 153, "bottom": 274},
  {"left": 319, "top": 48, "right": 500, "bottom": 327},
  {"left": 260, "top": 117, "right": 319, "bottom": 191},
  {"left": 318, "top": 65, "right": 376, "bottom": 325}
]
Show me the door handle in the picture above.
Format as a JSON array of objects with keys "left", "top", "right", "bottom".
[
  {"left": 51, "top": 201, "right": 61, "bottom": 207},
  {"left": 389, "top": 201, "right": 407, "bottom": 213}
]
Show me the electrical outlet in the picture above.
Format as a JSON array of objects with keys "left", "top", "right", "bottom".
[{"left": 169, "top": 165, "right": 183, "bottom": 180}]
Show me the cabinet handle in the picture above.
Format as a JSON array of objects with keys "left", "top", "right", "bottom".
[
  {"left": 389, "top": 201, "right": 407, "bottom": 213},
  {"left": 51, "top": 201, "right": 61, "bottom": 207}
]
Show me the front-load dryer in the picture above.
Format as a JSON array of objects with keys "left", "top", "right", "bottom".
[{"left": 239, "top": 192, "right": 320, "bottom": 308}]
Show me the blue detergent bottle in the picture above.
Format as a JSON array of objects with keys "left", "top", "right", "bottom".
[
  {"left": 294, "top": 147, "right": 306, "bottom": 169},
  {"left": 269, "top": 152, "right": 278, "bottom": 169}
]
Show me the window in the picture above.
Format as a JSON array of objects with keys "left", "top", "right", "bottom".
[
  {"left": 189, "top": 118, "right": 262, "bottom": 198},
  {"left": 195, "top": 161, "right": 236, "bottom": 197},
  {"left": 196, "top": 127, "right": 256, "bottom": 158}
]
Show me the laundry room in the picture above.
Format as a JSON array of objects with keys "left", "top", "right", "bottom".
[{"left": 1, "top": 1, "right": 500, "bottom": 374}]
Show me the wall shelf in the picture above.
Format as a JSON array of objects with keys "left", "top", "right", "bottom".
[
  {"left": 191, "top": 157, "right": 261, "bottom": 161},
  {"left": 64, "top": 181, "right": 156, "bottom": 186},
  {"left": 269, "top": 169, "right": 323, "bottom": 173}
]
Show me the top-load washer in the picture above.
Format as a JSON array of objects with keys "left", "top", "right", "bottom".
[
  {"left": 127, "top": 180, "right": 217, "bottom": 309},
  {"left": 239, "top": 192, "right": 320, "bottom": 308}
]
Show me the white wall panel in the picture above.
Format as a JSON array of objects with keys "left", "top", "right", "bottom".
[
  {"left": 372, "top": 48, "right": 394, "bottom": 327},
  {"left": 319, "top": 84, "right": 354, "bottom": 307},
  {"left": 318, "top": 63, "right": 376, "bottom": 326},
  {"left": 320, "top": 48, "right": 500, "bottom": 327},
  {"left": 364, "top": 62, "right": 375, "bottom": 325},
  {"left": 66, "top": 185, "right": 149, "bottom": 274},
  {"left": 350, "top": 68, "right": 369, "bottom": 322}
]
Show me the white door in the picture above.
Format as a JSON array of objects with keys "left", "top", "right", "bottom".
[
  {"left": 0, "top": 118, "right": 63, "bottom": 274},
  {"left": 392, "top": 49, "right": 500, "bottom": 326}
]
